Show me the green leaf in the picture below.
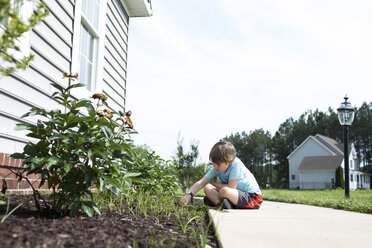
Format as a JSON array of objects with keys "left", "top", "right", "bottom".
[
  {"left": 93, "top": 204, "right": 101, "bottom": 215},
  {"left": 64, "top": 161, "right": 72, "bottom": 173},
  {"left": 77, "top": 136, "right": 85, "bottom": 146},
  {"left": 98, "top": 177, "right": 104, "bottom": 191},
  {"left": 70, "top": 201, "right": 82, "bottom": 217},
  {"left": 23, "top": 144, "right": 37, "bottom": 156},
  {"left": 70, "top": 99, "right": 91, "bottom": 111},
  {"left": 21, "top": 107, "right": 47, "bottom": 118},
  {"left": 10, "top": 153, "right": 25, "bottom": 159},
  {"left": 49, "top": 134, "right": 69, "bottom": 142},
  {"left": 101, "top": 126, "right": 113, "bottom": 139},
  {"left": 14, "top": 123, "right": 30, "bottom": 131},
  {"left": 66, "top": 83, "right": 85, "bottom": 91},
  {"left": 51, "top": 82, "right": 64, "bottom": 93},
  {"left": 122, "top": 172, "right": 141, "bottom": 179},
  {"left": 87, "top": 149, "right": 93, "bottom": 162},
  {"left": 82, "top": 201, "right": 95, "bottom": 217},
  {"left": 46, "top": 157, "right": 58, "bottom": 169}
]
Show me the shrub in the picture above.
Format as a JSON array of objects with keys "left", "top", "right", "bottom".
[
  {"left": 11, "top": 73, "right": 137, "bottom": 216},
  {"left": 335, "top": 166, "right": 345, "bottom": 189},
  {"left": 129, "top": 146, "right": 180, "bottom": 194}
]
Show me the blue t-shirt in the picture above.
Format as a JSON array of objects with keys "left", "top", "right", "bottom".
[{"left": 205, "top": 157, "right": 261, "bottom": 194}]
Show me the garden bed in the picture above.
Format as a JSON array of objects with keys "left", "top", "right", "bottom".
[{"left": 0, "top": 194, "right": 218, "bottom": 248}]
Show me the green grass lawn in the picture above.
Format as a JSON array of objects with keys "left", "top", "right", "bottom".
[
  {"left": 262, "top": 189, "right": 372, "bottom": 214},
  {"left": 176, "top": 187, "right": 372, "bottom": 214}
]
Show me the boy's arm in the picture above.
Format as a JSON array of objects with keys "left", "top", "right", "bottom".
[
  {"left": 211, "top": 179, "right": 239, "bottom": 191},
  {"left": 189, "top": 176, "right": 209, "bottom": 195},
  {"left": 179, "top": 176, "right": 209, "bottom": 206}
]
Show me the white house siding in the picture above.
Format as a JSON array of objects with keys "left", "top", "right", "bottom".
[
  {"left": 0, "top": 0, "right": 74, "bottom": 154},
  {"left": 0, "top": 0, "right": 131, "bottom": 154},
  {"left": 299, "top": 170, "right": 335, "bottom": 189},
  {"left": 103, "top": 0, "right": 129, "bottom": 112},
  {"left": 350, "top": 171, "right": 371, "bottom": 190},
  {"left": 288, "top": 137, "right": 335, "bottom": 189}
]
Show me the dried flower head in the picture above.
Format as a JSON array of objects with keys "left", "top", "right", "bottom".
[
  {"left": 125, "top": 110, "right": 132, "bottom": 117},
  {"left": 92, "top": 93, "right": 108, "bottom": 102},
  {"left": 104, "top": 109, "right": 113, "bottom": 119},
  {"left": 96, "top": 110, "right": 105, "bottom": 117},
  {"left": 119, "top": 115, "right": 133, "bottom": 128},
  {"left": 62, "top": 72, "right": 79, "bottom": 79},
  {"left": 125, "top": 116, "right": 133, "bottom": 129}
]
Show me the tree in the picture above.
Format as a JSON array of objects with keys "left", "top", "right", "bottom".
[
  {"left": 221, "top": 102, "right": 372, "bottom": 189},
  {"left": 0, "top": 0, "right": 48, "bottom": 76},
  {"left": 335, "top": 166, "right": 344, "bottom": 189},
  {"left": 173, "top": 137, "right": 200, "bottom": 192},
  {"left": 224, "top": 129, "right": 272, "bottom": 188},
  {"left": 353, "top": 102, "right": 372, "bottom": 167},
  {"left": 271, "top": 118, "right": 295, "bottom": 188}
]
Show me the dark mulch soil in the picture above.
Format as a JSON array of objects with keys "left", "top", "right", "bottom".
[{"left": 0, "top": 195, "right": 218, "bottom": 248}]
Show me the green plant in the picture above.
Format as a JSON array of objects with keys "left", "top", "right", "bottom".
[
  {"left": 335, "top": 166, "right": 345, "bottom": 189},
  {"left": 0, "top": 0, "right": 49, "bottom": 76},
  {"left": 11, "top": 73, "right": 138, "bottom": 216},
  {"left": 0, "top": 193, "right": 23, "bottom": 223},
  {"left": 173, "top": 138, "right": 201, "bottom": 192},
  {"left": 129, "top": 146, "right": 180, "bottom": 194},
  {"left": 94, "top": 191, "right": 216, "bottom": 247}
]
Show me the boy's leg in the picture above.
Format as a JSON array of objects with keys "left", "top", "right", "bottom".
[
  {"left": 218, "top": 187, "right": 239, "bottom": 205},
  {"left": 204, "top": 184, "right": 220, "bottom": 205}
]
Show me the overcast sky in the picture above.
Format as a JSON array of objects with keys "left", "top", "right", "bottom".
[{"left": 126, "top": 0, "right": 372, "bottom": 163}]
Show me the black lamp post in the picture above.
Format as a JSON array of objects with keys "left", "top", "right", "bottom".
[{"left": 337, "top": 95, "right": 355, "bottom": 198}]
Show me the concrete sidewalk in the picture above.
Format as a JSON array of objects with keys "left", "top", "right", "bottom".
[{"left": 209, "top": 201, "right": 372, "bottom": 248}]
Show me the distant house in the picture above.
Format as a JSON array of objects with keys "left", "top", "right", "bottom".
[
  {"left": 287, "top": 134, "right": 370, "bottom": 190},
  {"left": 0, "top": 0, "right": 152, "bottom": 194}
]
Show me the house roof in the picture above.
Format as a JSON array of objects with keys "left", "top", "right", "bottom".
[
  {"left": 298, "top": 156, "right": 344, "bottom": 171},
  {"left": 315, "top": 134, "right": 343, "bottom": 155},
  {"left": 287, "top": 134, "right": 354, "bottom": 159},
  {"left": 287, "top": 135, "right": 337, "bottom": 159},
  {"left": 125, "top": 0, "right": 153, "bottom": 17}
]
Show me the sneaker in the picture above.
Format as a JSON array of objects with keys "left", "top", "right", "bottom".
[
  {"left": 203, "top": 196, "right": 217, "bottom": 207},
  {"left": 221, "top": 198, "right": 234, "bottom": 209}
]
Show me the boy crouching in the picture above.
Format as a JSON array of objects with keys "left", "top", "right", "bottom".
[{"left": 179, "top": 141, "right": 262, "bottom": 209}]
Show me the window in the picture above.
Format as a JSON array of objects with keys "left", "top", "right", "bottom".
[
  {"left": 81, "top": 0, "right": 100, "bottom": 30},
  {"left": 291, "top": 174, "right": 295, "bottom": 180},
  {"left": 79, "top": 24, "right": 94, "bottom": 90},
  {"left": 350, "top": 175, "right": 353, "bottom": 182},
  {"left": 78, "top": 0, "right": 100, "bottom": 91}
]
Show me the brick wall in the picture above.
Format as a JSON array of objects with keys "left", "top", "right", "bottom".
[{"left": 0, "top": 153, "right": 43, "bottom": 195}]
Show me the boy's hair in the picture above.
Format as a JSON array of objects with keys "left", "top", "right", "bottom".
[{"left": 209, "top": 141, "right": 236, "bottom": 164}]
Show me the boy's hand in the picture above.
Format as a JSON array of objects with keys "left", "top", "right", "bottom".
[{"left": 179, "top": 195, "right": 191, "bottom": 206}]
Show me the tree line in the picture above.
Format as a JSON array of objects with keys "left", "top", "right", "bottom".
[{"left": 223, "top": 102, "right": 372, "bottom": 189}]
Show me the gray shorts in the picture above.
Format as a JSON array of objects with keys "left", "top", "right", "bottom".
[{"left": 236, "top": 191, "right": 263, "bottom": 209}]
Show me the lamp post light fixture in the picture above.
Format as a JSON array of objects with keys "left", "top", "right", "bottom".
[{"left": 337, "top": 95, "right": 356, "bottom": 198}]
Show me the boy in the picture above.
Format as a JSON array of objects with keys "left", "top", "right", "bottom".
[{"left": 179, "top": 141, "right": 262, "bottom": 209}]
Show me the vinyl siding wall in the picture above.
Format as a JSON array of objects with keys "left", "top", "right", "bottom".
[
  {"left": 103, "top": 0, "right": 129, "bottom": 112},
  {"left": 0, "top": 0, "right": 130, "bottom": 155}
]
